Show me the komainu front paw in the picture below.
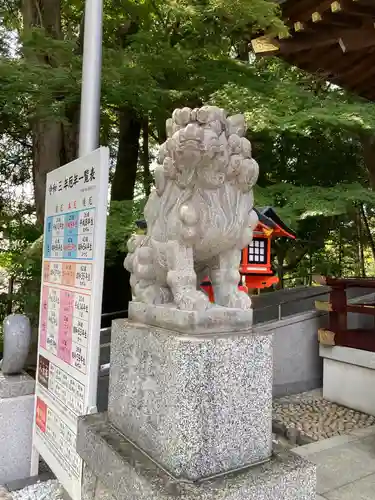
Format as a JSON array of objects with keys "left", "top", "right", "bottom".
[
  {"left": 219, "top": 290, "right": 252, "bottom": 310},
  {"left": 141, "top": 285, "right": 173, "bottom": 305},
  {"left": 177, "top": 289, "right": 210, "bottom": 312}
]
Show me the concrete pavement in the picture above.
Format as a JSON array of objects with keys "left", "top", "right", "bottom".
[{"left": 292, "top": 425, "right": 375, "bottom": 499}]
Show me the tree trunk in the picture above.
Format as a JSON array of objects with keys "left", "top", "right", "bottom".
[
  {"left": 22, "top": 0, "right": 79, "bottom": 223},
  {"left": 111, "top": 107, "right": 142, "bottom": 202},
  {"left": 6, "top": 276, "right": 14, "bottom": 315},
  {"left": 141, "top": 119, "right": 152, "bottom": 196},
  {"left": 360, "top": 204, "right": 375, "bottom": 262},
  {"left": 359, "top": 209, "right": 366, "bottom": 277},
  {"left": 32, "top": 118, "right": 79, "bottom": 223},
  {"left": 338, "top": 226, "right": 342, "bottom": 276},
  {"left": 32, "top": 120, "right": 62, "bottom": 222},
  {"left": 275, "top": 247, "right": 286, "bottom": 289},
  {"left": 362, "top": 134, "right": 375, "bottom": 189},
  {"left": 103, "top": 107, "right": 142, "bottom": 316},
  {"left": 355, "top": 205, "right": 366, "bottom": 277}
]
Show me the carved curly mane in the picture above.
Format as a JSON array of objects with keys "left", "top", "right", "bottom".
[{"left": 146, "top": 106, "right": 258, "bottom": 255}]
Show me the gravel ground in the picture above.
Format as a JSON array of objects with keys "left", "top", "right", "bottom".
[
  {"left": 0, "top": 481, "right": 63, "bottom": 500},
  {"left": 10, "top": 481, "right": 63, "bottom": 500},
  {"left": 273, "top": 388, "right": 375, "bottom": 443},
  {"left": 0, "top": 487, "right": 11, "bottom": 500}
]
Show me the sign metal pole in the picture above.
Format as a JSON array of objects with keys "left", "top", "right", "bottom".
[{"left": 79, "top": 0, "right": 104, "bottom": 157}]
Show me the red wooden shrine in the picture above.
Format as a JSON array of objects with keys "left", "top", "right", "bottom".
[
  {"left": 315, "top": 276, "right": 375, "bottom": 353},
  {"left": 240, "top": 207, "right": 296, "bottom": 291},
  {"left": 201, "top": 208, "right": 296, "bottom": 301}
]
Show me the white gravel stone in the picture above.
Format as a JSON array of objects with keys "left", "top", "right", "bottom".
[{"left": 10, "top": 480, "right": 63, "bottom": 500}]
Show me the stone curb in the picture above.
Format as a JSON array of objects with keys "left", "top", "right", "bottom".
[
  {"left": 272, "top": 418, "right": 316, "bottom": 447},
  {"left": 3, "top": 472, "right": 55, "bottom": 493}
]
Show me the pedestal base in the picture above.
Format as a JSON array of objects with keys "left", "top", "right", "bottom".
[
  {"left": 108, "top": 319, "right": 272, "bottom": 480},
  {"left": 0, "top": 372, "right": 35, "bottom": 484},
  {"left": 77, "top": 413, "right": 316, "bottom": 500}
]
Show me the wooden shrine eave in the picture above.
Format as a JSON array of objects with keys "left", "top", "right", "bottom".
[{"left": 251, "top": 0, "right": 375, "bottom": 101}]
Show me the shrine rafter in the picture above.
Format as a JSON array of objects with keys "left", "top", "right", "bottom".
[{"left": 251, "top": 0, "right": 375, "bottom": 100}]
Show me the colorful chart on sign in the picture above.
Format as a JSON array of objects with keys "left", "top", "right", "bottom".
[
  {"left": 44, "top": 209, "right": 95, "bottom": 260},
  {"left": 40, "top": 285, "right": 90, "bottom": 373},
  {"left": 32, "top": 147, "right": 109, "bottom": 500}
]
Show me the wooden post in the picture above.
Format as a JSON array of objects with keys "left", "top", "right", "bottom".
[{"left": 329, "top": 284, "right": 347, "bottom": 333}]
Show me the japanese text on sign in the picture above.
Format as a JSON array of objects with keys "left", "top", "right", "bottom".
[
  {"left": 32, "top": 147, "right": 109, "bottom": 500},
  {"left": 48, "top": 168, "right": 96, "bottom": 195}
]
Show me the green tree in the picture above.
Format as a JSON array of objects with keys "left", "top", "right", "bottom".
[
  {"left": 2, "top": 0, "right": 375, "bottom": 316},
  {"left": 0, "top": 0, "right": 288, "bottom": 310}
]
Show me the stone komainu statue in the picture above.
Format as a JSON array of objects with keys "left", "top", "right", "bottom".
[{"left": 124, "top": 106, "right": 259, "bottom": 312}]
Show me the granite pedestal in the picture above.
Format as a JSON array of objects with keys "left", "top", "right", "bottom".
[
  {"left": 108, "top": 317, "right": 272, "bottom": 480},
  {"left": 77, "top": 309, "right": 316, "bottom": 499},
  {"left": 77, "top": 413, "right": 316, "bottom": 500},
  {"left": 0, "top": 372, "right": 35, "bottom": 484}
]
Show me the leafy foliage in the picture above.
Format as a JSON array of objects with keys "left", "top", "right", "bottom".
[
  {"left": 0, "top": 0, "right": 375, "bottom": 335},
  {"left": 105, "top": 199, "right": 146, "bottom": 264},
  {"left": 255, "top": 183, "right": 375, "bottom": 225}
]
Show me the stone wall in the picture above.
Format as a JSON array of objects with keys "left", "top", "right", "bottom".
[
  {"left": 255, "top": 311, "right": 325, "bottom": 398},
  {"left": 96, "top": 289, "right": 375, "bottom": 410}
]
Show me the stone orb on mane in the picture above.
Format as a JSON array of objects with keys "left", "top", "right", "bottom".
[{"left": 124, "top": 105, "right": 259, "bottom": 312}]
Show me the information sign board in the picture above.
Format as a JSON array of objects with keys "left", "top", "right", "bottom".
[{"left": 31, "top": 147, "right": 109, "bottom": 500}]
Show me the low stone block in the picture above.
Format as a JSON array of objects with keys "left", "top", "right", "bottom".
[
  {"left": 320, "top": 345, "right": 375, "bottom": 415},
  {"left": 77, "top": 413, "right": 316, "bottom": 500},
  {"left": 108, "top": 319, "right": 272, "bottom": 480},
  {"left": 0, "top": 393, "right": 34, "bottom": 483},
  {"left": 0, "top": 372, "right": 35, "bottom": 399},
  {"left": 5, "top": 472, "right": 55, "bottom": 492}
]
